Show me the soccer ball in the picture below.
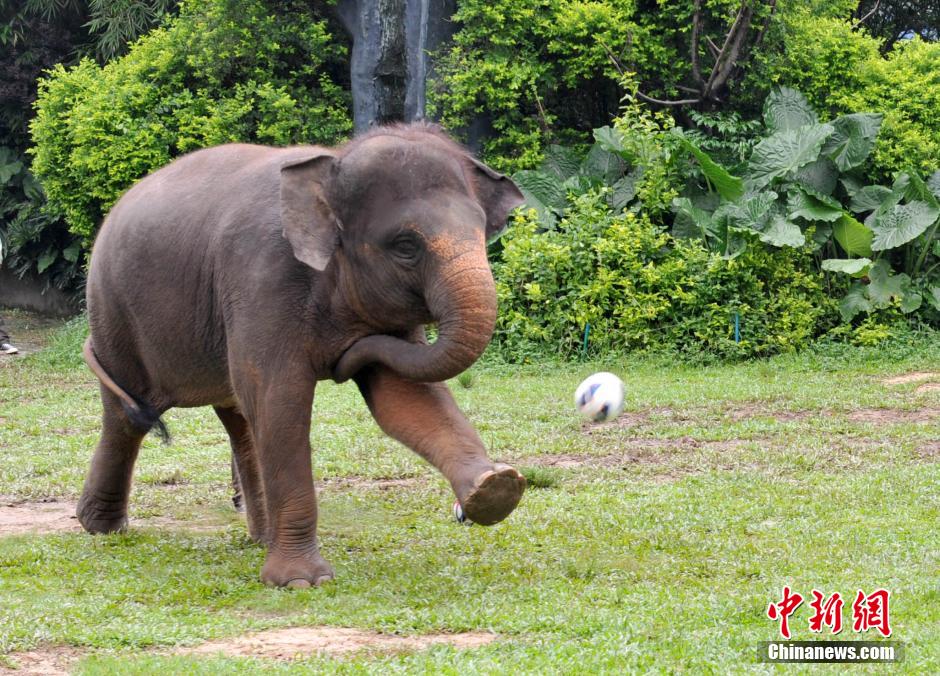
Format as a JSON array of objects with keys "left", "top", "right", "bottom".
[{"left": 574, "top": 372, "right": 625, "bottom": 422}]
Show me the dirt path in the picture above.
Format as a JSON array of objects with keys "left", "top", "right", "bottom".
[{"left": 0, "top": 309, "right": 72, "bottom": 356}]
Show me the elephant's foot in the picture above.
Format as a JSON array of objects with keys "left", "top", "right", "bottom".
[
  {"left": 260, "top": 548, "right": 334, "bottom": 588},
  {"left": 76, "top": 493, "right": 129, "bottom": 534},
  {"left": 246, "top": 512, "right": 271, "bottom": 546},
  {"left": 460, "top": 464, "right": 526, "bottom": 526}
]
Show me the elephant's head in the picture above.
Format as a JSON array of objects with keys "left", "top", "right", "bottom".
[{"left": 279, "top": 124, "right": 524, "bottom": 383}]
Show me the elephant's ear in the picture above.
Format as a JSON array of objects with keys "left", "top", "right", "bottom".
[
  {"left": 280, "top": 152, "right": 341, "bottom": 271},
  {"left": 469, "top": 158, "right": 525, "bottom": 241}
]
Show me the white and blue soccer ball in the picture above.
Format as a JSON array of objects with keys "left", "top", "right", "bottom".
[{"left": 574, "top": 372, "right": 625, "bottom": 422}]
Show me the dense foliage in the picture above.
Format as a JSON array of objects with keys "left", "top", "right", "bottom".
[
  {"left": 673, "top": 87, "right": 939, "bottom": 325},
  {"left": 428, "top": 0, "right": 772, "bottom": 173},
  {"left": 13, "top": 0, "right": 940, "bottom": 358},
  {"left": 494, "top": 194, "right": 833, "bottom": 362},
  {"left": 1, "top": 0, "right": 179, "bottom": 290},
  {"left": 758, "top": 14, "right": 940, "bottom": 180},
  {"left": 30, "top": 0, "right": 351, "bottom": 243}
]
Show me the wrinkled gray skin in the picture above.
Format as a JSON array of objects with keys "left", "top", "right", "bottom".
[{"left": 79, "top": 124, "right": 527, "bottom": 587}]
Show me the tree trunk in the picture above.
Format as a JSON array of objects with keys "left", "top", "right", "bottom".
[{"left": 337, "top": 0, "right": 458, "bottom": 132}]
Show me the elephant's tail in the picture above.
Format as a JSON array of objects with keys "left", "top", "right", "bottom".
[{"left": 83, "top": 338, "right": 170, "bottom": 444}]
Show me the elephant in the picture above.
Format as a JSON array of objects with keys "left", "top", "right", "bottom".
[{"left": 78, "top": 123, "right": 527, "bottom": 587}]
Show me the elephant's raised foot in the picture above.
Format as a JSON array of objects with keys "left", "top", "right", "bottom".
[
  {"left": 461, "top": 464, "right": 526, "bottom": 526},
  {"left": 261, "top": 549, "right": 334, "bottom": 588},
  {"left": 76, "top": 494, "right": 129, "bottom": 534}
]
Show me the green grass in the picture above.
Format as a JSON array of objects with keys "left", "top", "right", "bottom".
[{"left": 0, "top": 317, "right": 938, "bottom": 673}]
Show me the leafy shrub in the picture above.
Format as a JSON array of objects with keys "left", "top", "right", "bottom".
[
  {"left": 752, "top": 12, "right": 881, "bottom": 117},
  {"left": 755, "top": 12, "right": 940, "bottom": 180},
  {"left": 1, "top": 146, "right": 83, "bottom": 291},
  {"left": 672, "top": 87, "right": 939, "bottom": 326},
  {"left": 429, "top": 0, "right": 758, "bottom": 172},
  {"left": 848, "top": 39, "right": 940, "bottom": 180},
  {"left": 30, "top": 0, "right": 351, "bottom": 243},
  {"left": 493, "top": 192, "right": 833, "bottom": 362},
  {"left": 512, "top": 86, "right": 685, "bottom": 231}
]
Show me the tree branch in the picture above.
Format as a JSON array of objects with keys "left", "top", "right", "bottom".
[
  {"left": 636, "top": 91, "right": 702, "bottom": 107},
  {"left": 704, "top": 3, "right": 754, "bottom": 97},
  {"left": 690, "top": 0, "right": 704, "bottom": 87},
  {"left": 706, "top": 36, "right": 721, "bottom": 60},
  {"left": 853, "top": 0, "right": 881, "bottom": 30}
]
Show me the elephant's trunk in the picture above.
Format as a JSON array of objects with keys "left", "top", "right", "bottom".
[{"left": 333, "top": 248, "right": 496, "bottom": 383}]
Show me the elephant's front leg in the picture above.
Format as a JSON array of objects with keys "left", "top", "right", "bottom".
[
  {"left": 241, "top": 380, "right": 333, "bottom": 587},
  {"left": 355, "top": 365, "right": 525, "bottom": 525}
]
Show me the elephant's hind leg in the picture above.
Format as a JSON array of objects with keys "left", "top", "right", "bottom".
[
  {"left": 214, "top": 406, "right": 269, "bottom": 544},
  {"left": 77, "top": 386, "right": 147, "bottom": 534}
]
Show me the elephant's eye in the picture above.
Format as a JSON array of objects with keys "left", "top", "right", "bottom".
[{"left": 390, "top": 233, "right": 421, "bottom": 262}]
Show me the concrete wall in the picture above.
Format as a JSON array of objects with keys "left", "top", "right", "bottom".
[{"left": 0, "top": 267, "right": 80, "bottom": 317}]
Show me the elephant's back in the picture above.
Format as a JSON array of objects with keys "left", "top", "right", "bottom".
[{"left": 85, "top": 143, "right": 316, "bottom": 408}]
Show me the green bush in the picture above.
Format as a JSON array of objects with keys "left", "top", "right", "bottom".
[
  {"left": 755, "top": 13, "right": 940, "bottom": 180},
  {"left": 493, "top": 192, "right": 834, "bottom": 362},
  {"left": 30, "top": 0, "right": 351, "bottom": 243},
  {"left": 850, "top": 39, "right": 940, "bottom": 180},
  {"left": 753, "top": 12, "right": 882, "bottom": 117},
  {"left": 429, "top": 0, "right": 754, "bottom": 173},
  {"left": 672, "top": 87, "right": 939, "bottom": 327}
]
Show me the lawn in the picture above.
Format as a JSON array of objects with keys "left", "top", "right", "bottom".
[{"left": 0, "top": 314, "right": 937, "bottom": 673}]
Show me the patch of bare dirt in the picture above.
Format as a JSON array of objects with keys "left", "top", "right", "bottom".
[
  {"left": 0, "top": 498, "right": 231, "bottom": 537},
  {"left": 183, "top": 627, "right": 497, "bottom": 660},
  {"left": 915, "top": 383, "right": 940, "bottom": 395},
  {"left": 0, "top": 310, "right": 71, "bottom": 357},
  {"left": 724, "top": 403, "right": 814, "bottom": 422},
  {"left": 520, "top": 438, "right": 751, "bottom": 470},
  {"left": 882, "top": 372, "right": 940, "bottom": 386},
  {"left": 0, "top": 645, "right": 82, "bottom": 675},
  {"left": 915, "top": 442, "right": 940, "bottom": 459},
  {"left": 846, "top": 407, "right": 940, "bottom": 423},
  {"left": 318, "top": 477, "right": 420, "bottom": 491},
  {"left": 0, "top": 500, "right": 81, "bottom": 536}
]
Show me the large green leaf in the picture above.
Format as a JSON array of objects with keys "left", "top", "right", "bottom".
[
  {"left": 867, "top": 259, "right": 908, "bottom": 308},
  {"left": 513, "top": 170, "right": 561, "bottom": 230},
  {"left": 763, "top": 87, "right": 817, "bottom": 133},
  {"left": 822, "top": 113, "right": 883, "bottom": 171},
  {"left": 0, "top": 146, "right": 23, "bottom": 185},
  {"left": 898, "top": 171, "right": 940, "bottom": 211},
  {"left": 840, "top": 175, "right": 864, "bottom": 198},
  {"left": 672, "top": 197, "right": 717, "bottom": 241},
  {"left": 541, "top": 145, "right": 582, "bottom": 180},
  {"left": 747, "top": 124, "right": 834, "bottom": 190},
  {"left": 927, "top": 170, "right": 940, "bottom": 201},
  {"left": 839, "top": 284, "right": 872, "bottom": 321},
  {"left": 515, "top": 189, "right": 556, "bottom": 230},
  {"left": 581, "top": 143, "right": 624, "bottom": 183},
  {"left": 832, "top": 214, "right": 874, "bottom": 257},
  {"left": 849, "top": 185, "right": 892, "bottom": 213},
  {"left": 899, "top": 284, "right": 922, "bottom": 313},
  {"left": 62, "top": 242, "right": 81, "bottom": 263},
  {"left": 593, "top": 126, "right": 625, "bottom": 155},
  {"left": 759, "top": 214, "right": 805, "bottom": 247},
  {"left": 792, "top": 157, "right": 838, "bottom": 196},
  {"left": 871, "top": 201, "right": 939, "bottom": 251},
  {"left": 740, "top": 191, "right": 778, "bottom": 229},
  {"left": 822, "top": 258, "right": 871, "bottom": 275},
  {"left": 787, "top": 189, "right": 843, "bottom": 222},
  {"left": 676, "top": 135, "right": 744, "bottom": 201},
  {"left": 927, "top": 285, "right": 940, "bottom": 311},
  {"left": 513, "top": 170, "right": 566, "bottom": 211},
  {"left": 36, "top": 249, "right": 57, "bottom": 273},
  {"left": 611, "top": 170, "right": 640, "bottom": 211}
]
